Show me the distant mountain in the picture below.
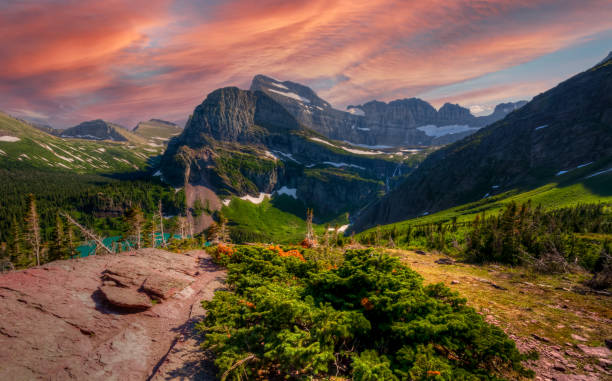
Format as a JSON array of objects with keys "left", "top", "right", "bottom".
[
  {"left": 160, "top": 87, "right": 416, "bottom": 228},
  {"left": 61, "top": 119, "right": 150, "bottom": 145},
  {"left": 133, "top": 119, "right": 182, "bottom": 144},
  {"left": 251, "top": 74, "right": 526, "bottom": 146},
  {"left": 351, "top": 53, "right": 612, "bottom": 232}
]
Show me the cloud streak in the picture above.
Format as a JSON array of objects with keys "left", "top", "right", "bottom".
[{"left": 0, "top": 0, "right": 610, "bottom": 126}]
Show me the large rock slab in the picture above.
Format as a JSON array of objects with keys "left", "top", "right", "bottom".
[
  {"left": 0, "top": 248, "right": 226, "bottom": 380},
  {"left": 99, "top": 285, "right": 152, "bottom": 310}
]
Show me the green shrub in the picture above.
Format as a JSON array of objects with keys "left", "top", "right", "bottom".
[{"left": 198, "top": 246, "right": 533, "bottom": 380}]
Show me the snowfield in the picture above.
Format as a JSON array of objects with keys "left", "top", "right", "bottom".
[
  {"left": 347, "top": 107, "right": 365, "bottom": 116},
  {"left": 239, "top": 193, "right": 271, "bottom": 204},
  {"left": 268, "top": 89, "right": 310, "bottom": 103},
  {"left": 323, "top": 161, "right": 365, "bottom": 170},
  {"left": 417, "top": 124, "right": 480, "bottom": 137},
  {"left": 309, "top": 137, "right": 384, "bottom": 155}
]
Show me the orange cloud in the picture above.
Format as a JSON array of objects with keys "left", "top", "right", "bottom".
[{"left": 0, "top": 0, "right": 610, "bottom": 126}]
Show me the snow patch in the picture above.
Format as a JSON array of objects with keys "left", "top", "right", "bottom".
[
  {"left": 482, "top": 193, "right": 490, "bottom": 199},
  {"left": 492, "top": 185, "right": 500, "bottom": 189},
  {"left": 417, "top": 124, "right": 480, "bottom": 137},
  {"left": 0, "top": 149, "right": 5, "bottom": 156},
  {"left": 37, "top": 142, "right": 74, "bottom": 162},
  {"left": 577, "top": 162, "right": 593, "bottom": 168},
  {"left": 586, "top": 168, "right": 612, "bottom": 179},
  {"left": 275, "top": 186, "right": 297, "bottom": 199},
  {"left": 0, "top": 136, "right": 20, "bottom": 142},
  {"left": 239, "top": 193, "right": 271, "bottom": 204},
  {"left": 342, "top": 147, "right": 384, "bottom": 155},
  {"left": 556, "top": 170, "right": 568, "bottom": 176},
  {"left": 272, "top": 151, "right": 300, "bottom": 164},
  {"left": 323, "top": 161, "right": 365, "bottom": 170},
  {"left": 310, "top": 137, "right": 337, "bottom": 147},
  {"left": 264, "top": 150, "right": 278, "bottom": 161},
  {"left": 535, "top": 125, "right": 549, "bottom": 131},
  {"left": 347, "top": 107, "right": 365, "bottom": 116},
  {"left": 357, "top": 127, "right": 370, "bottom": 131},
  {"left": 268, "top": 89, "right": 310, "bottom": 103},
  {"left": 327, "top": 224, "right": 349, "bottom": 233},
  {"left": 222, "top": 199, "right": 231, "bottom": 206},
  {"left": 269, "top": 82, "right": 289, "bottom": 90},
  {"left": 153, "top": 170, "right": 162, "bottom": 177}
]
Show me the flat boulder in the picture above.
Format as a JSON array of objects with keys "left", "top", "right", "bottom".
[
  {"left": 99, "top": 285, "right": 152, "bottom": 310},
  {"left": 142, "top": 274, "right": 191, "bottom": 300}
]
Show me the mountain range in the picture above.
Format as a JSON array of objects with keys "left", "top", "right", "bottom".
[
  {"left": 159, "top": 86, "right": 416, "bottom": 227},
  {"left": 251, "top": 74, "right": 526, "bottom": 146},
  {"left": 351, "top": 52, "right": 612, "bottom": 232}
]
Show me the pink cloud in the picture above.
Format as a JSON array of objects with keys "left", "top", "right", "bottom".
[{"left": 0, "top": 0, "right": 610, "bottom": 126}]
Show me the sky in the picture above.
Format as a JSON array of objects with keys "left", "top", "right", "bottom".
[{"left": 0, "top": 0, "right": 611, "bottom": 128}]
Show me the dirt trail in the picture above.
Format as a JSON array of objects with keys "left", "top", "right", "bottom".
[{"left": 0, "top": 248, "right": 226, "bottom": 380}]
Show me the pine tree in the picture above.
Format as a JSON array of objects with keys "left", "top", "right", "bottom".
[
  {"left": 24, "top": 194, "right": 41, "bottom": 266},
  {"left": 158, "top": 200, "right": 166, "bottom": 247},
  {"left": 9, "top": 216, "right": 22, "bottom": 264},
  {"left": 124, "top": 206, "right": 144, "bottom": 249},
  {"left": 48, "top": 212, "right": 67, "bottom": 261}
]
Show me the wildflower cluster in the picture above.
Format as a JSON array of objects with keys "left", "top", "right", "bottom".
[{"left": 266, "top": 244, "right": 306, "bottom": 262}]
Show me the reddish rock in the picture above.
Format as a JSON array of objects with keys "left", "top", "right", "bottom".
[
  {"left": 99, "top": 285, "right": 152, "bottom": 310},
  {"left": 0, "top": 248, "right": 226, "bottom": 380},
  {"left": 142, "top": 274, "right": 190, "bottom": 300},
  {"left": 577, "top": 344, "right": 612, "bottom": 358}
]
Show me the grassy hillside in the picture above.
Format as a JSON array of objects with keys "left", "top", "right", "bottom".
[
  {"left": 358, "top": 165, "right": 612, "bottom": 235},
  {"left": 133, "top": 119, "right": 182, "bottom": 143},
  {"left": 0, "top": 112, "right": 163, "bottom": 173},
  {"left": 221, "top": 195, "right": 349, "bottom": 243}
]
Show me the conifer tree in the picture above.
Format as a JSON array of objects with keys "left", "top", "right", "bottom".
[
  {"left": 48, "top": 212, "right": 67, "bottom": 261},
  {"left": 124, "top": 206, "right": 144, "bottom": 249},
  {"left": 25, "top": 194, "right": 41, "bottom": 266}
]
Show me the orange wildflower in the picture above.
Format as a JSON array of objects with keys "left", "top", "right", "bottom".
[
  {"left": 360, "top": 297, "right": 374, "bottom": 310},
  {"left": 427, "top": 370, "right": 441, "bottom": 376}
]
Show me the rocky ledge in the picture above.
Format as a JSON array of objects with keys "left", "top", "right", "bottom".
[{"left": 0, "top": 248, "right": 226, "bottom": 380}]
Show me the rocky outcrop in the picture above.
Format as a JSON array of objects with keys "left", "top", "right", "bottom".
[
  {"left": 251, "top": 74, "right": 526, "bottom": 146},
  {"left": 99, "top": 285, "right": 153, "bottom": 310},
  {"left": 352, "top": 53, "right": 612, "bottom": 232},
  {"left": 0, "top": 248, "right": 226, "bottom": 380}
]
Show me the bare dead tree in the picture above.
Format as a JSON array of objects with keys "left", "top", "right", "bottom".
[{"left": 61, "top": 212, "right": 114, "bottom": 255}]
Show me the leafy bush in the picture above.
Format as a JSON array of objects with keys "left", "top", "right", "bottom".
[{"left": 198, "top": 245, "right": 533, "bottom": 380}]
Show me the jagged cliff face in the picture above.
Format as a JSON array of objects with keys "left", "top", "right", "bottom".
[
  {"left": 250, "top": 74, "right": 526, "bottom": 147},
  {"left": 161, "top": 87, "right": 411, "bottom": 220},
  {"left": 351, "top": 54, "right": 612, "bottom": 232}
]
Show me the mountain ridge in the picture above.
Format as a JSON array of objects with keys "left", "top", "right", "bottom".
[
  {"left": 351, "top": 53, "right": 612, "bottom": 232},
  {"left": 251, "top": 74, "right": 527, "bottom": 146}
]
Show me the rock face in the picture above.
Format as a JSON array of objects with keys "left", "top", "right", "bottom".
[
  {"left": 0, "top": 248, "right": 226, "bottom": 380},
  {"left": 161, "top": 86, "right": 410, "bottom": 222},
  {"left": 250, "top": 74, "right": 526, "bottom": 146},
  {"left": 352, "top": 53, "right": 612, "bottom": 232},
  {"left": 61, "top": 119, "right": 129, "bottom": 141}
]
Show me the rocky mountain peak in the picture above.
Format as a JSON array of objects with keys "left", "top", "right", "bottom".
[{"left": 181, "top": 86, "right": 300, "bottom": 144}]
